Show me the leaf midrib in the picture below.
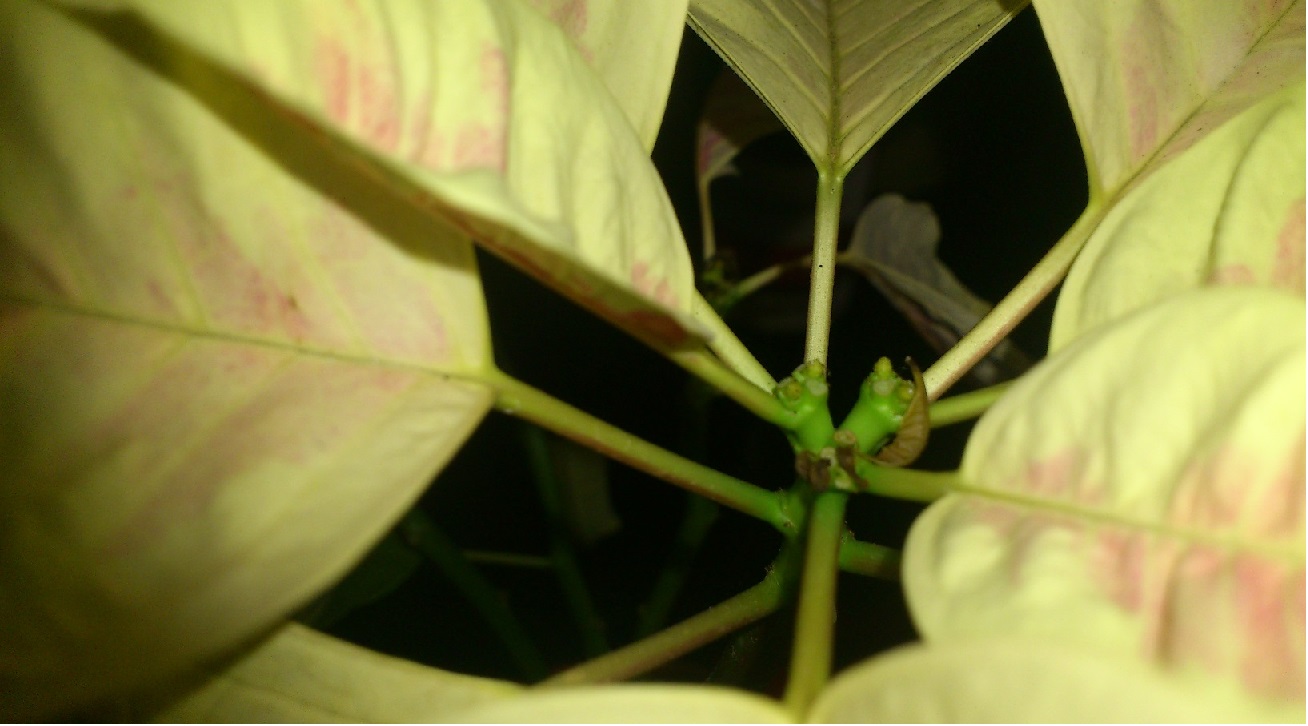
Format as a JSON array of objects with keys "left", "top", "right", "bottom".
[
  {"left": 821, "top": 0, "right": 842, "bottom": 172},
  {"left": 2, "top": 294, "right": 480, "bottom": 378},
  {"left": 950, "top": 483, "right": 1304, "bottom": 564},
  {"left": 1097, "top": 0, "right": 1303, "bottom": 202}
]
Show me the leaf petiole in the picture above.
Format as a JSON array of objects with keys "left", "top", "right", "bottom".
[
  {"left": 485, "top": 370, "right": 794, "bottom": 532},
  {"left": 539, "top": 567, "right": 787, "bottom": 686},
  {"left": 928, "top": 381, "right": 1014, "bottom": 427},
  {"left": 837, "top": 533, "right": 901, "bottom": 580},
  {"left": 670, "top": 347, "right": 798, "bottom": 429},
  {"left": 849, "top": 463, "right": 958, "bottom": 502},
  {"left": 803, "top": 171, "right": 847, "bottom": 365},
  {"left": 728, "top": 255, "right": 812, "bottom": 306},
  {"left": 923, "top": 206, "right": 1103, "bottom": 400},
  {"left": 691, "top": 293, "right": 777, "bottom": 391}
]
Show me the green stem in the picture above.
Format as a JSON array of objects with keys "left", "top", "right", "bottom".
[
  {"left": 923, "top": 206, "right": 1101, "bottom": 400},
  {"left": 852, "top": 463, "right": 959, "bottom": 502},
  {"left": 487, "top": 370, "right": 793, "bottom": 533},
  {"left": 399, "top": 511, "right": 548, "bottom": 681},
  {"left": 540, "top": 570, "right": 786, "bottom": 686},
  {"left": 635, "top": 493, "right": 719, "bottom": 637},
  {"left": 803, "top": 171, "right": 846, "bottom": 365},
  {"left": 783, "top": 491, "right": 848, "bottom": 715},
  {"left": 928, "top": 382, "right": 1014, "bottom": 427},
  {"left": 670, "top": 347, "right": 796, "bottom": 429},
  {"left": 691, "top": 292, "right": 777, "bottom": 391},
  {"left": 837, "top": 533, "right": 901, "bottom": 580},
  {"left": 522, "top": 425, "right": 610, "bottom": 657},
  {"left": 733, "top": 255, "right": 811, "bottom": 302}
]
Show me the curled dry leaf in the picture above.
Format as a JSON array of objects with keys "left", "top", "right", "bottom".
[{"left": 842, "top": 194, "right": 1034, "bottom": 385}]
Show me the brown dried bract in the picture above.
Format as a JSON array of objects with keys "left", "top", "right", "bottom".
[{"left": 868, "top": 358, "right": 929, "bottom": 467}]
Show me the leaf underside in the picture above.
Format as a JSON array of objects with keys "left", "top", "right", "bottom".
[
  {"left": 688, "top": 0, "right": 1026, "bottom": 175},
  {"left": 1041, "top": 0, "right": 1305, "bottom": 348},
  {"left": 907, "top": 288, "right": 1305, "bottom": 707},
  {"left": 896, "top": 1, "right": 1306, "bottom": 716},
  {"left": 0, "top": 0, "right": 693, "bottom": 717}
]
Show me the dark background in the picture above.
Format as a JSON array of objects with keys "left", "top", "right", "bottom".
[{"left": 314, "top": 6, "right": 1087, "bottom": 695}]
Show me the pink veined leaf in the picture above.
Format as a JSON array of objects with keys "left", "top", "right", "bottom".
[
  {"left": 0, "top": 0, "right": 693, "bottom": 718},
  {"left": 96, "top": 0, "right": 705, "bottom": 349},
  {"left": 523, "top": 0, "right": 689, "bottom": 150},
  {"left": 1037, "top": 0, "right": 1306, "bottom": 348},
  {"left": 0, "top": 2, "right": 499, "bottom": 718},
  {"left": 1037, "top": 0, "right": 1303, "bottom": 195},
  {"left": 905, "top": 287, "right": 1305, "bottom": 710},
  {"left": 811, "top": 637, "right": 1303, "bottom": 723},
  {"left": 905, "top": 4, "right": 1305, "bottom": 713}
]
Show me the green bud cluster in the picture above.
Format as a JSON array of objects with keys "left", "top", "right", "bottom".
[
  {"left": 774, "top": 360, "right": 835, "bottom": 453},
  {"left": 835, "top": 356, "right": 915, "bottom": 454},
  {"left": 775, "top": 357, "right": 917, "bottom": 493}
]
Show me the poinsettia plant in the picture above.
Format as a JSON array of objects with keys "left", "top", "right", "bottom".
[{"left": 0, "top": 0, "right": 1302, "bottom": 722}]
